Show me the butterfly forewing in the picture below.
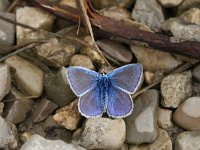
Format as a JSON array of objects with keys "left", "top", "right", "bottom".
[
  {"left": 107, "top": 87, "right": 133, "bottom": 118},
  {"left": 67, "top": 67, "right": 99, "bottom": 96},
  {"left": 108, "top": 64, "right": 143, "bottom": 93}
]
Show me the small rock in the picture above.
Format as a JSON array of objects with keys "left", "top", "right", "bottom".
[
  {"left": 0, "top": 12, "right": 15, "bottom": 46},
  {"left": 177, "top": 0, "right": 200, "bottom": 15},
  {"left": 80, "top": 36, "right": 107, "bottom": 66},
  {"left": 3, "top": 88, "right": 35, "bottom": 124},
  {"left": 129, "top": 129, "right": 172, "bottom": 150},
  {"left": 97, "top": 39, "right": 133, "bottom": 65},
  {"left": 144, "top": 71, "right": 164, "bottom": 84},
  {"left": 131, "top": 0, "right": 165, "bottom": 31},
  {"left": 0, "top": 102, "right": 4, "bottom": 115},
  {"left": 120, "top": 143, "right": 129, "bottom": 150},
  {"left": 20, "top": 132, "right": 33, "bottom": 144},
  {"left": 73, "top": 117, "right": 125, "bottom": 149},
  {"left": 70, "top": 54, "right": 95, "bottom": 70},
  {"left": 5, "top": 55, "right": 44, "bottom": 97},
  {"left": 0, "top": 63, "right": 11, "bottom": 101},
  {"left": 16, "top": 7, "right": 55, "bottom": 44},
  {"left": 20, "top": 134, "right": 86, "bottom": 150},
  {"left": 53, "top": 99, "right": 81, "bottom": 130},
  {"left": 32, "top": 98, "right": 58, "bottom": 123},
  {"left": 179, "top": 8, "right": 200, "bottom": 25},
  {"left": 173, "top": 97, "right": 200, "bottom": 130},
  {"left": 35, "top": 38, "right": 76, "bottom": 67},
  {"left": 130, "top": 45, "right": 182, "bottom": 72},
  {"left": 192, "top": 64, "right": 200, "bottom": 82},
  {"left": 175, "top": 131, "right": 200, "bottom": 150},
  {"left": 100, "top": 7, "right": 131, "bottom": 21},
  {"left": 59, "top": 0, "right": 77, "bottom": 8},
  {"left": 158, "top": 108, "right": 174, "bottom": 129},
  {"left": 161, "top": 71, "right": 192, "bottom": 108},
  {"left": 158, "top": 0, "right": 184, "bottom": 8},
  {"left": 44, "top": 67, "right": 76, "bottom": 107},
  {"left": 125, "top": 89, "right": 159, "bottom": 144},
  {"left": 0, "top": 116, "right": 18, "bottom": 149},
  {"left": 92, "top": 0, "right": 135, "bottom": 9},
  {"left": 0, "top": 0, "right": 9, "bottom": 11}
]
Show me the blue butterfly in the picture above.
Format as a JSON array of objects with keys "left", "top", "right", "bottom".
[{"left": 66, "top": 64, "right": 143, "bottom": 118}]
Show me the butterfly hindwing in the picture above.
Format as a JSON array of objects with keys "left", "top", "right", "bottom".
[
  {"left": 67, "top": 66, "right": 99, "bottom": 96},
  {"left": 107, "top": 64, "right": 143, "bottom": 93},
  {"left": 107, "top": 86, "right": 133, "bottom": 118},
  {"left": 79, "top": 87, "right": 104, "bottom": 118}
]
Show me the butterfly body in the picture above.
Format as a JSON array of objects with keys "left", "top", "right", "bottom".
[{"left": 67, "top": 64, "right": 143, "bottom": 118}]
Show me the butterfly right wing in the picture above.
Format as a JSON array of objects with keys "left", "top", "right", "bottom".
[{"left": 67, "top": 66, "right": 99, "bottom": 96}]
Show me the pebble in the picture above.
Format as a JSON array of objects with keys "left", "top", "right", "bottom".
[
  {"left": 173, "top": 97, "right": 200, "bottom": 130},
  {"left": 158, "top": 0, "right": 184, "bottom": 8},
  {"left": 158, "top": 108, "right": 174, "bottom": 129},
  {"left": 125, "top": 89, "right": 159, "bottom": 144},
  {"left": 99, "top": 7, "right": 131, "bottom": 21},
  {"left": 59, "top": 0, "right": 77, "bottom": 8},
  {"left": 5, "top": 55, "right": 44, "bottom": 98},
  {"left": 32, "top": 98, "right": 58, "bottom": 123},
  {"left": 177, "top": 0, "right": 200, "bottom": 15},
  {"left": 129, "top": 129, "right": 172, "bottom": 150},
  {"left": 179, "top": 8, "right": 200, "bottom": 25},
  {"left": 80, "top": 36, "right": 107, "bottom": 66},
  {"left": 161, "top": 71, "right": 192, "bottom": 108},
  {"left": 144, "top": 71, "right": 164, "bottom": 84},
  {"left": 0, "top": 116, "right": 18, "bottom": 149},
  {"left": 131, "top": 0, "right": 165, "bottom": 31},
  {"left": 97, "top": 39, "right": 133, "bottom": 65},
  {"left": 53, "top": 99, "right": 81, "bottom": 130},
  {"left": 20, "top": 134, "right": 86, "bottom": 150},
  {"left": 72, "top": 117, "right": 125, "bottom": 149},
  {"left": 175, "top": 131, "right": 200, "bottom": 150},
  {"left": 16, "top": 7, "right": 55, "bottom": 44},
  {"left": 0, "top": 12, "right": 15, "bottom": 46},
  {"left": 35, "top": 38, "right": 76, "bottom": 67},
  {"left": 130, "top": 45, "right": 182, "bottom": 73},
  {"left": 0, "top": 63, "right": 11, "bottom": 101},
  {"left": 0, "top": 0, "right": 9, "bottom": 11},
  {"left": 4, "top": 88, "right": 35, "bottom": 124},
  {"left": 92, "top": 0, "right": 135, "bottom": 9},
  {"left": 70, "top": 54, "right": 95, "bottom": 70},
  {"left": 44, "top": 67, "right": 76, "bottom": 107},
  {"left": 0, "top": 102, "right": 4, "bottom": 115},
  {"left": 192, "top": 64, "right": 200, "bottom": 82}
]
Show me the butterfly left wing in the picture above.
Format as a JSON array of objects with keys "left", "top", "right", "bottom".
[
  {"left": 107, "top": 64, "right": 143, "bottom": 94},
  {"left": 67, "top": 66, "right": 99, "bottom": 96}
]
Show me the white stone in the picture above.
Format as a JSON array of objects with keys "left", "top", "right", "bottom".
[
  {"left": 5, "top": 55, "right": 44, "bottom": 97},
  {"left": 158, "top": 0, "right": 183, "bottom": 7},
  {"left": 135, "top": 108, "right": 154, "bottom": 133}
]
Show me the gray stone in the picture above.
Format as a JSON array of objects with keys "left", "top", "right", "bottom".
[
  {"left": 44, "top": 67, "right": 76, "bottom": 107},
  {"left": 35, "top": 38, "right": 76, "bottom": 67},
  {"left": 129, "top": 129, "right": 172, "bottom": 150},
  {"left": 161, "top": 71, "right": 192, "bottom": 108},
  {"left": 158, "top": 0, "right": 184, "bottom": 8},
  {"left": 20, "top": 134, "right": 86, "bottom": 150},
  {"left": 0, "top": 0, "right": 9, "bottom": 11},
  {"left": 4, "top": 88, "right": 35, "bottom": 124},
  {"left": 158, "top": 108, "right": 174, "bottom": 129},
  {"left": 0, "top": 116, "right": 18, "bottom": 149},
  {"left": 192, "top": 64, "right": 200, "bottom": 82},
  {"left": 53, "top": 99, "right": 81, "bottom": 130},
  {"left": 0, "top": 13, "right": 15, "bottom": 46},
  {"left": 125, "top": 89, "right": 159, "bottom": 144},
  {"left": 0, "top": 63, "right": 11, "bottom": 101},
  {"left": 131, "top": 0, "right": 165, "bottom": 31},
  {"left": 175, "top": 131, "right": 200, "bottom": 150},
  {"left": 173, "top": 97, "right": 200, "bottom": 130},
  {"left": 5, "top": 55, "right": 44, "bottom": 98},
  {"left": 97, "top": 39, "right": 133, "bottom": 65},
  {"left": 16, "top": 7, "right": 55, "bottom": 44},
  {"left": 73, "top": 117, "right": 125, "bottom": 149},
  {"left": 70, "top": 54, "right": 95, "bottom": 70},
  {"left": 99, "top": 6, "right": 131, "bottom": 21},
  {"left": 92, "top": 0, "right": 135, "bottom": 9},
  {"left": 130, "top": 45, "right": 182, "bottom": 73}
]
